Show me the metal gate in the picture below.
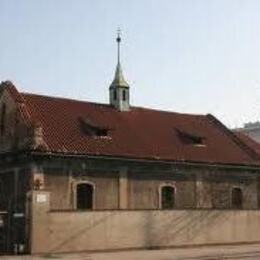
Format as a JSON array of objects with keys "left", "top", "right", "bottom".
[
  {"left": 0, "top": 211, "right": 26, "bottom": 255},
  {"left": 0, "top": 212, "right": 8, "bottom": 254}
]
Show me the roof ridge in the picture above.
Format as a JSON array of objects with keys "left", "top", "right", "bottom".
[
  {"left": 134, "top": 106, "right": 206, "bottom": 117},
  {"left": 22, "top": 92, "right": 206, "bottom": 117},
  {"left": 21, "top": 92, "right": 112, "bottom": 107}
]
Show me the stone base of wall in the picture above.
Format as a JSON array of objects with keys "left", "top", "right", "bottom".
[{"left": 28, "top": 191, "right": 260, "bottom": 254}]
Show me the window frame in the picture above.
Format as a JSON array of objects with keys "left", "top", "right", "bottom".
[
  {"left": 158, "top": 183, "right": 176, "bottom": 209},
  {"left": 73, "top": 180, "right": 96, "bottom": 210},
  {"left": 230, "top": 186, "right": 243, "bottom": 209}
]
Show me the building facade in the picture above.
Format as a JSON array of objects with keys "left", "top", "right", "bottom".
[
  {"left": 1, "top": 36, "right": 260, "bottom": 254},
  {"left": 236, "top": 122, "right": 260, "bottom": 143}
]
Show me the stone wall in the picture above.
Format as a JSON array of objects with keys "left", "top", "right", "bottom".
[{"left": 28, "top": 190, "right": 260, "bottom": 254}]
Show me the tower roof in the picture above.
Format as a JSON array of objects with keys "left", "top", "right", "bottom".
[{"left": 110, "top": 62, "right": 129, "bottom": 88}]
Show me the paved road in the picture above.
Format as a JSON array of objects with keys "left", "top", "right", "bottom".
[{"left": 2, "top": 244, "right": 260, "bottom": 260}]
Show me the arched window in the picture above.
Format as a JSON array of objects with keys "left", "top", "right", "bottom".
[
  {"left": 76, "top": 183, "right": 94, "bottom": 210},
  {"left": 0, "top": 104, "right": 6, "bottom": 136},
  {"left": 231, "top": 187, "right": 243, "bottom": 209},
  {"left": 161, "top": 185, "right": 175, "bottom": 209}
]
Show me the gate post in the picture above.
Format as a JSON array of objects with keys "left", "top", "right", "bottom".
[{"left": 26, "top": 190, "right": 50, "bottom": 254}]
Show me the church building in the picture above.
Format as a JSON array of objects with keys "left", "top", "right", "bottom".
[{"left": 0, "top": 34, "right": 260, "bottom": 254}]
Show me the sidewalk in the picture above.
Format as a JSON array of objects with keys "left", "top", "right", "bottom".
[{"left": 2, "top": 243, "right": 260, "bottom": 260}]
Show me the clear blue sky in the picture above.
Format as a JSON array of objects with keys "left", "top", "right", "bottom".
[{"left": 1, "top": 0, "right": 260, "bottom": 128}]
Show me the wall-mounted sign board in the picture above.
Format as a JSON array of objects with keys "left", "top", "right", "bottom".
[{"left": 36, "top": 194, "right": 47, "bottom": 203}]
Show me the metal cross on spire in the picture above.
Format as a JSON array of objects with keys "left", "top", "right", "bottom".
[{"left": 116, "top": 28, "right": 121, "bottom": 64}]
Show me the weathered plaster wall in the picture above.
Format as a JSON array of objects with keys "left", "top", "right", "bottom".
[
  {"left": 42, "top": 162, "right": 259, "bottom": 210},
  {"left": 211, "top": 176, "right": 258, "bottom": 209},
  {"left": 128, "top": 171, "right": 196, "bottom": 209},
  {"left": 44, "top": 167, "right": 119, "bottom": 210},
  {"left": 128, "top": 169, "right": 258, "bottom": 209},
  {"left": 28, "top": 190, "right": 260, "bottom": 254}
]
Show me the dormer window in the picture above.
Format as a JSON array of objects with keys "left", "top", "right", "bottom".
[
  {"left": 176, "top": 129, "right": 205, "bottom": 146},
  {"left": 95, "top": 128, "right": 108, "bottom": 137},
  {"left": 79, "top": 117, "right": 110, "bottom": 138}
]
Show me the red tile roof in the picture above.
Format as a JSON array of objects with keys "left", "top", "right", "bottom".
[{"left": 17, "top": 91, "right": 260, "bottom": 166}]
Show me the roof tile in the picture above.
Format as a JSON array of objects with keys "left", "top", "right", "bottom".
[{"left": 20, "top": 92, "right": 259, "bottom": 165}]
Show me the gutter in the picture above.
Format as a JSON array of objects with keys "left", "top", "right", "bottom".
[{"left": 30, "top": 150, "right": 260, "bottom": 171}]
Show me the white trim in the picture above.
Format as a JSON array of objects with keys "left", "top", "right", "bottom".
[
  {"left": 158, "top": 183, "right": 176, "bottom": 209},
  {"left": 73, "top": 180, "right": 96, "bottom": 210}
]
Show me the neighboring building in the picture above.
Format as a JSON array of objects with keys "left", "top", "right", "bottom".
[
  {"left": 235, "top": 122, "right": 260, "bottom": 143},
  {"left": 1, "top": 35, "right": 260, "bottom": 254},
  {"left": 234, "top": 131, "right": 260, "bottom": 156}
]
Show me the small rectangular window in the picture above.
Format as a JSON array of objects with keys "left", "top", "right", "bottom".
[
  {"left": 161, "top": 186, "right": 175, "bottom": 209},
  {"left": 231, "top": 187, "right": 243, "bottom": 209},
  {"left": 77, "top": 183, "right": 94, "bottom": 210}
]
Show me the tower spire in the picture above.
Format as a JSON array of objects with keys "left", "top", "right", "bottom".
[
  {"left": 110, "top": 29, "right": 129, "bottom": 88},
  {"left": 109, "top": 29, "right": 130, "bottom": 111}
]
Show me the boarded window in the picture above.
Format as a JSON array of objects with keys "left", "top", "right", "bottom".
[
  {"left": 231, "top": 187, "right": 242, "bottom": 209},
  {"left": 161, "top": 186, "right": 175, "bottom": 209},
  {"left": 76, "top": 183, "right": 93, "bottom": 210}
]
